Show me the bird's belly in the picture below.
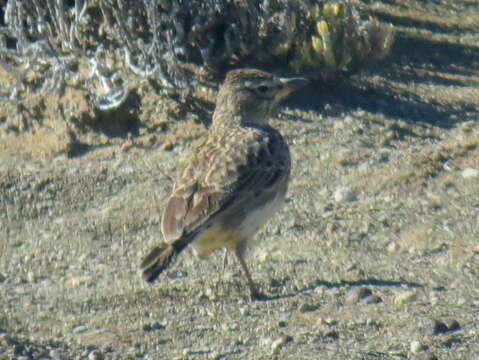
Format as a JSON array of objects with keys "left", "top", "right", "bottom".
[
  {"left": 238, "top": 195, "right": 285, "bottom": 238},
  {"left": 191, "top": 195, "right": 285, "bottom": 257}
]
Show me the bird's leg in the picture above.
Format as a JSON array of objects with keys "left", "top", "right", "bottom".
[{"left": 234, "top": 248, "right": 267, "bottom": 301}]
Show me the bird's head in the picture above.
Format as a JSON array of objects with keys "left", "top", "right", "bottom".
[{"left": 212, "top": 69, "right": 308, "bottom": 128}]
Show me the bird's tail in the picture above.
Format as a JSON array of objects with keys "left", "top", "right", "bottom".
[{"left": 141, "top": 239, "right": 188, "bottom": 283}]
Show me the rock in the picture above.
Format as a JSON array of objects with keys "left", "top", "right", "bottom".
[
  {"left": 323, "top": 330, "right": 339, "bottom": 340},
  {"left": 427, "top": 319, "right": 449, "bottom": 335},
  {"left": 387, "top": 242, "right": 399, "bottom": 253},
  {"left": 88, "top": 350, "right": 104, "bottom": 360},
  {"left": 26, "top": 271, "right": 36, "bottom": 283},
  {"left": 143, "top": 322, "right": 165, "bottom": 332},
  {"left": 333, "top": 186, "right": 357, "bottom": 202},
  {"left": 410, "top": 340, "right": 424, "bottom": 353},
  {"left": 277, "top": 312, "right": 291, "bottom": 328},
  {"left": 72, "top": 325, "right": 88, "bottom": 333},
  {"left": 442, "top": 335, "right": 462, "bottom": 348},
  {"left": 345, "top": 287, "right": 372, "bottom": 305},
  {"left": 461, "top": 167, "right": 479, "bottom": 179},
  {"left": 361, "top": 294, "right": 382, "bottom": 304},
  {"left": 271, "top": 335, "right": 292, "bottom": 353},
  {"left": 446, "top": 319, "right": 461, "bottom": 332},
  {"left": 64, "top": 276, "right": 93, "bottom": 287},
  {"left": 395, "top": 290, "right": 418, "bottom": 304},
  {"left": 298, "top": 303, "right": 319, "bottom": 313},
  {"left": 50, "top": 349, "right": 67, "bottom": 360}
]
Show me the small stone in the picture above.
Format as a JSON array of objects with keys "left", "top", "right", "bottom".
[
  {"left": 239, "top": 306, "right": 248, "bottom": 316},
  {"left": 277, "top": 313, "right": 291, "bottom": 328},
  {"left": 361, "top": 294, "right": 382, "bottom": 304},
  {"left": 395, "top": 290, "right": 418, "bottom": 304},
  {"left": 271, "top": 335, "right": 292, "bottom": 353},
  {"left": 142, "top": 322, "right": 165, "bottom": 332},
  {"left": 72, "top": 325, "right": 88, "bottom": 333},
  {"left": 0, "top": 273, "right": 6, "bottom": 283},
  {"left": 270, "top": 278, "right": 282, "bottom": 288},
  {"left": 410, "top": 340, "right": 424, "bottom": 353},
  {"left": 345, "top": 287, "right": 372, "bottom": 305},
  {"left": 446, "top": 319, "right": 461, "bottom": 332},
  {"left": 442, "top": 335, "right": 462, "bottom": 348},
  {"left": 323, "top": 330, "right": 339, "bottom": 340},
  {"left": 198, "top": 287, "right": 217, "bottom": 300},
  {"left": 387, "top": 242, "right": 399, "bottom": 253},
  {"left": 428, "top": 319, "right": 448, "bottom": 335},
  {"left": 333, "top": 186, "right": 357, "bottom": 202},
  {"left": 50, "top": 349, "right": 67, "bottom": 360},
  {"left": 298, "top": 303, "right": 319, "bottom": 313},
  {"left": 88, "top": 350, "right": 104, "bottom": 360},
  {"left": 461, "top": 167, "right": 479, "bottom": 179},
  {"left": 26, "top": 271, "right": 36, "bottom": 283},
  {"left": 65, "top": 276, "right": 92, "bottom": 287}
]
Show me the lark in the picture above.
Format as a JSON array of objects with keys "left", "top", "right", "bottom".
[{"left": 141, "top": 69, "right": 308, "bottom": 299}]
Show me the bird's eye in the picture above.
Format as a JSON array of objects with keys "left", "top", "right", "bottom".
[{"left": 256, "top": 85, "right": 269, "bottom": 93}]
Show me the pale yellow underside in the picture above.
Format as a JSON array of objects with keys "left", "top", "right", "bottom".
[{"left": 190, "top": 193, "right": 285, "bottom": 258}]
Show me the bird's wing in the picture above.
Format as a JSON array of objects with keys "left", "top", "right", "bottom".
[{"left": 161, "top": 127, "right": 290, "bottom": 242}]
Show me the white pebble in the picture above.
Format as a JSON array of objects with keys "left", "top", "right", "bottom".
[
  {"left": 410, "top": 340, "right": 423, "bottom": 353},
  {"left": 333, "top": 186, "right": 357, "bottom": 202},
  {"left": 461, "top": 167, "right": 479, "bottom": 179},
  {"left": 271, "top": 335, "right": 292, "bottom": 353}
]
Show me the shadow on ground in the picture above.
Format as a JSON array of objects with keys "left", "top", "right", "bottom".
[{"left": 286, "top": 31, "right": 479, "bottom": 129}]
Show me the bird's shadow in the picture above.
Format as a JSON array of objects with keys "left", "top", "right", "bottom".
[{"left": 259, "top": 277, "right": 423, "bottom": 302}]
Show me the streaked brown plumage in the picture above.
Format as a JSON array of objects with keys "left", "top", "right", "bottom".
[{"left": 141, "top": 69, "right": 308, "bottom": 299}]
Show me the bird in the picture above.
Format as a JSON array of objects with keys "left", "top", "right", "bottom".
[{"left": 141, "top": 68, "right": 308, "bottom": 300}]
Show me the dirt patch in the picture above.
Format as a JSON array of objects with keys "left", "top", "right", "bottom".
[{"left": 1, "top": 1, "right": 479, "bottom": 359}]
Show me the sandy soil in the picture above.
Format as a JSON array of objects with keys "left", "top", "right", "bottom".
[{"left": 1, "top": 1, "right": 479, "bottom": 359}]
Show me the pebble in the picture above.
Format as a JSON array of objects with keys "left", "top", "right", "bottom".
[
  {"left": 333, "top": 186, "right": 357, "bottom": 202},
  {"left": 387, "top": 242, "right": 399, "bottom": 253},
  {"left": 72, "top": 325, "right": 88, "bottom": 334},
  {"left": 0, "top": 273, "right": 6, "bottom": 283},
  {"left": 317, "top": 317, "right": 337, "bottom": 326},
  {"left": 50, "top": 349, "right": 67, "bottom": 360},
  {"left": 461, "top": 167, "right": 479, "bottom": 179},
  {"left": 271, "top": 335, "right": 292, "bottom": 353},
  {"left": 143, "top": 322, "right": 165, "bottom": 332},
  {"left": 323, "top": 330, "right": 339, "bottom": 340},
  {"left": 395, "top": 290, "right": 418, "bottom": 304},
  {"left": 446, "top": 319, "right": 461, "bottom": 332},
  {"left": 361, "top": 294, "right": 382, "bottom": 304},
  {"left": 26, "top": 271, "right": 36, "bottom": 283},
  {"left": 345, "top": 286, "right": 372, "bottom": 305},
  {"left": 410, "top": 340, "right": 424, "bottom": 353},
  {"left": 200, "top": 287, "right": 217, "bottom": 300},
  {"left": 298, "top": 303, "right": 319, "bottom": 313},
  {"left": 88, "top": 350, "right": 104, "bottom": 360},
  {"left": 428, "top": 319, "right": 448, "bottom": 335},
  {"left": 277, "top": 312, "right": 291, "bottom": 327},
  {"left": 64, "top": 276, "right": 93, "bottom": 287}
]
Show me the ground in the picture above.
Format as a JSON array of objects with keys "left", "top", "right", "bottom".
[{"left": 1, "top": 1, "right": 479, "bottom": 359}]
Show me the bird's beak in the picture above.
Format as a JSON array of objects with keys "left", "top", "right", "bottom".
[{"left": 275, "top": 77, "right": 309, "bottom": 102}]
